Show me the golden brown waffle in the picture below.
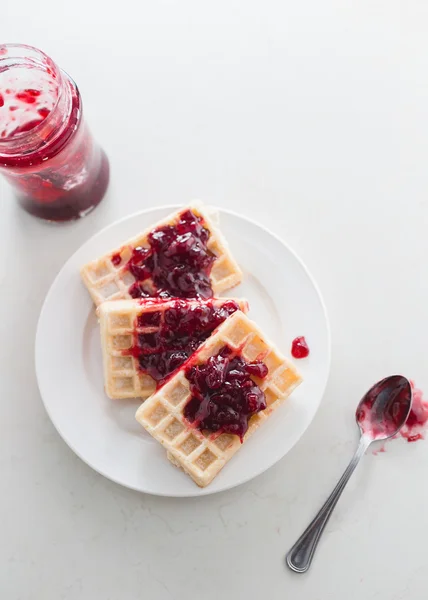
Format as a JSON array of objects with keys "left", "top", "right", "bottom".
[
  {"left": 99, "top": 298, "right": 248, "bottom": 400},
  {"left": 135, "top": 311, "right": 302, "bottom": 487},
  {"left": 81, "top": 202, "right": 242, "bottom": 306}
]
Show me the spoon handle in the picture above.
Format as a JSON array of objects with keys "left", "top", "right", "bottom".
[{"left": 286, "top": 435, "right": 371, "bottom": 573}]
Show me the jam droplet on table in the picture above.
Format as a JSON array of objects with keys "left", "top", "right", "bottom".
[
  {"left": 184, "top": 346, "right": 269, "bottom": 442},
  {"left": 400, "top": 382, "right": 428, "bottom": 442},
  {"left": 125, "top": 299, "right": 241, "bottom": 386},
  {"left": 291, "top": 336, "right": 310, "bottom": 359}
]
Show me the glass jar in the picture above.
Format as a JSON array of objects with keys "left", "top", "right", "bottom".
[{"left": 0, "top": 44, "right": 109, "bottom": 221}]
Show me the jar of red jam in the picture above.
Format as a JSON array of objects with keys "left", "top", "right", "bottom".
[{"left": 0, "top": 44, "right": 109, "bottom": 221}]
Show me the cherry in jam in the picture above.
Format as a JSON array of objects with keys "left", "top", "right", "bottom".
[
  {"left": 184, "top": 346, "right": 269, "bottom": 441},
  {"left": 117, "top": 210, "right": 216, "bottom": 300},
  {"left": 127, "top": 299, "right": 241, "bottom": 385}
]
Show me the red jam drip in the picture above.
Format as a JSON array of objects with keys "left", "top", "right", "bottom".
[
  {"left": 291, "top": 336, "right": 309, "bottom": 359},
  {"left": 117, "top": 209, "right": 216, "bottom": 299},
  {"left": 184, "top": 346, "right": 268, "bottom": 442},
  {"left": 126, "top": 299, "right": 241, "bottom": 386}
]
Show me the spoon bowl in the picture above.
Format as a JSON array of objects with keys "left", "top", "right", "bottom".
[{"left": 356, "top": 375, "right": 413, "bottom": 441}]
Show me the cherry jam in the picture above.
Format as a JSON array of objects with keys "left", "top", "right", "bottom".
[
  {"left": 0, "top": 44, "right": 109, "bottom": 221},
  {"left": 126, "top": 299, "right": 242, "bottom": 386},
  {"left": 115, "top": 209, "right": 216, "bottom": 299},
  {"left": 184, "top": 346, "right": 269, "bottom": 441}
]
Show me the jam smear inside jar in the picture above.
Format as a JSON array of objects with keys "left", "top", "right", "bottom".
[
  {"left": 0, "top": 44, "right": 109, "bottom": 221},
  {"left": 126, "top": 299, "right": 241, "bottom": 386},
  {"left": 184, "top": 346, "right": 269, "bottom": 441},
  {"left": 114, "top": 209, "right": 216, "bottom": 299}
]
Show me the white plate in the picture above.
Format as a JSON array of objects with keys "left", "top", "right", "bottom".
[{"left": 36, "top": 206, "right": 330, "bottom": 497}]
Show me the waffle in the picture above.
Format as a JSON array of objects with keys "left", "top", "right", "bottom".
[
  {"left": 99, "top": 298, "right": 249, "bottom": 400},
  {"left": 135, "top": 311, "right": 303, "bottom": 487},
  {"left": 81, "top": 202, "right": 243, "bottom": 306}
]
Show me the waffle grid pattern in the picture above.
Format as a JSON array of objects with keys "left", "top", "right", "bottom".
[
  {"left": 99, "top": 299, "right": 248, "bottom": 400},
  {"left": 135, "top": 311, "right": 302, "bottom": 487},
  {"left": 81, "top": 203, "right": 243, "bottom": 306}
]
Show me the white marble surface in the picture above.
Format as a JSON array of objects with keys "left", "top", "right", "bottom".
[{"left": 2, "top": 1, "right": 428, "bottom": 598}]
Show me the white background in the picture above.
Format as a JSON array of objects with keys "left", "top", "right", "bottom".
[{"left": 1, "top": 1, "right": 427, "bottom": 598}]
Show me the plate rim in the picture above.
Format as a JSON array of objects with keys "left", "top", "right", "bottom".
[{"left": 35, "top": 204, "right": 331, "bottom": 497}]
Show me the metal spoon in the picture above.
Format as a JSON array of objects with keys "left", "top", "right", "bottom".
[{"left": 286, "top": 375, "right": 412, "bottom": 573}]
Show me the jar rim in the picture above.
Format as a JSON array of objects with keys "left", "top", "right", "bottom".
[{"left": 0, "top": 43, "right": 64, "bottom": 149}]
